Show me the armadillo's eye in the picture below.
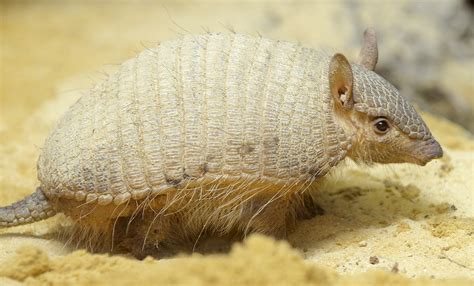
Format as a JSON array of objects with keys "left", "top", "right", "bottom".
[{"left": 373, "top": 118, "right": 390, "bottom": 134}]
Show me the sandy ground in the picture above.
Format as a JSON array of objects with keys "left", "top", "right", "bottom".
[{"left": 1, "top": 1, "right": 473, "bottom": 285}]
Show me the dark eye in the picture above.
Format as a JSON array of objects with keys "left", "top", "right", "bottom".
[{"left": 373, "top": 118, "right": 390, "bottom": 134}]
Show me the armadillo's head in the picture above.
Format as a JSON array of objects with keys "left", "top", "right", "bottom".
[{"left": 329, "top": 29, "right": 443, "bottom": 166}]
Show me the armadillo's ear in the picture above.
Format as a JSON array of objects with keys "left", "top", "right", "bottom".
[
  {"left": 358, "top": 28, "right": 378, "bottom": 70},
  {"left": 329, "top": 53, "right": 354, "bottom": 110}
]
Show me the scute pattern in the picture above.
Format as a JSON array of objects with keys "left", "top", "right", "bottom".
[{"left": 352, "top": 65, "right": 432, "bottom": 140}]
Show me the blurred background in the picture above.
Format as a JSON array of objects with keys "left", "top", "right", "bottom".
[{"left": 1, "top": 0, "right": 473, "bottom": 133}]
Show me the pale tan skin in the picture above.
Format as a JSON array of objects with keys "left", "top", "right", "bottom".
[{"left": 0, "top": 29, "right": 442, "bottom": 254}]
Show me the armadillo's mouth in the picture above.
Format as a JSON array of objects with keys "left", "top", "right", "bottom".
[{"left": 414, "top": 139, "right": 443, "bottom": 166}]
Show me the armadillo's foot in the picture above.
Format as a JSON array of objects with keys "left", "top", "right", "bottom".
[
  {"left": 113, "top": 212, "right": 173, "bottom": 259},
  {"left": 294, "top": 192, "right": 325, "bottom": 221}
]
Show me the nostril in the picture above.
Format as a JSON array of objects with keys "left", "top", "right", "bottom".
[
  {"left": 414, "top": 139, "right": 443, "bottom": 166},
  {"left": 431, "top": 141, "right": 443, "bottom": 159},
  {"left": 424, "top": 139, "right": 443, "bottom": 160}
]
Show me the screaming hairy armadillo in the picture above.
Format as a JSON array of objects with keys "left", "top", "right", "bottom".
[{"left": 0, "top": 29, "right": 442, "bottom": 253}]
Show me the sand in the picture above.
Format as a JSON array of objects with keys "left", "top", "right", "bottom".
[{"left": 1, "top": 1, "right": 473, "bottom": 285}]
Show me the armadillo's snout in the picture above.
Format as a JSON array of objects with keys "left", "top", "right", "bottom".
[{"left": 417, "top": 139, "right": 443, "bottom": 166}]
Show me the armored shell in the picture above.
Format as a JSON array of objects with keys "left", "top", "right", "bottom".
[{"left": 38, "top": 33, "right": 350, "bottom": 206}]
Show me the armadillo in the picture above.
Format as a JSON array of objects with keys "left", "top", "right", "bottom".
[{"left": 0, "top": 29, "right": 442, "bottom": 252}]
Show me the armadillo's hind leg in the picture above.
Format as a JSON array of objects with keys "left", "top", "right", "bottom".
[{"left": 0, "top": 187, "right": 56, "bottom": 227}]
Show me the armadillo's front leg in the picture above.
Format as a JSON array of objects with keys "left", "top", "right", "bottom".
[
  {"left": 241, "top": 196, "right": 290, "bottom": 239},
  {"left": 292, "top": 192, "right": 325, "bottom": 221}
]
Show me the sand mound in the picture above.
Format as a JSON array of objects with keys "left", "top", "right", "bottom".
[{"left": 0, "top": 235, "right": 472, "bottom": 286}]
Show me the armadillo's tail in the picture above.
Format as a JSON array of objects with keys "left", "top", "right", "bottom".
[{"left": 0, "top": 187, "right": 56, "bottom": 227}]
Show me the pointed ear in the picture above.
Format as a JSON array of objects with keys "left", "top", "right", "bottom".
[
  {"left": 358, "top": 28, "right": 378, "bottom": 70},
  {"left": 329, "top": 53, "right": 354, "bottom": 110}
]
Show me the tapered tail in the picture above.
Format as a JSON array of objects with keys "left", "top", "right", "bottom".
[{"left": 0, "top": 187, "right": 56, "bottom": 227}]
